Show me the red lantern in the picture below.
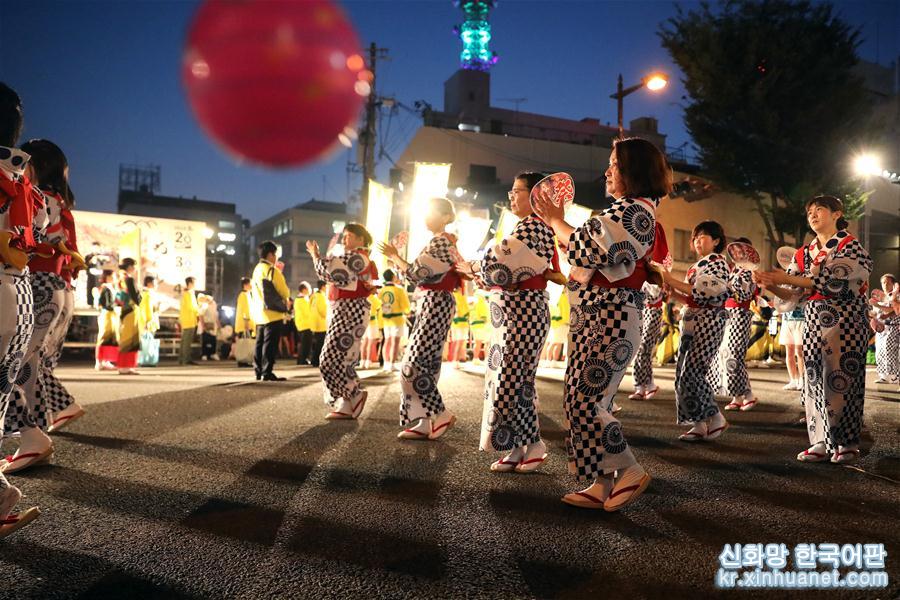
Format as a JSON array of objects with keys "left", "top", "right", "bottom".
[{"left": 182, "top": 0, "right": 366, "bottom": 168}]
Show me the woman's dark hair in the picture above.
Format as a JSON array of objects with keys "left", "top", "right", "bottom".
[
  {"left": 143, "top": 275, "right": 155, "bottom": 287},
  {"left": 19, "top": 139, "right": 74, "bottom": 207},
  {"left": 428, "top": 196, "right": 456, "bottom": 222},
  {"left": 0, "top": 82, "right": 23, "bottom": 147},
  {"left": 316, "top": 279, "right": 326, "bottom": 289},
  {"left": 612, "top": 137, "right": 674, "bottom": 199},
  {"left": 119, "top": 257, "right": 136, "bottom": 271},
  {"left": 514, "top": 171, "right": 545, "bottom": 191},
  {"left": 101, "top": 269, "right": 114, "bottom": 283},
  {"left": 241, "top": 277, "right": 251, "bottom": 286},
  {"left": 343, "top": 222, "right": 373, "bottom": 247},
  {"left": 383, "top": 269, "right": 395, "bottom": 282},
  {"left": 258, "top": 240, "right": 278, "bottom": 259},
  {"left": 185, "top": 276, "right": 195, "bottom": 286},
  {"left": 692, "top": 221, "right": 727, "bottom": 254},
  {"left": 805, "top": 195, "right": 849, "bottom": 230},
  {"left": 298, "top": 281, "right": 310, "bottom": 293}
]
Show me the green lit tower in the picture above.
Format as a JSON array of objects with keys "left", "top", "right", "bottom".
[{"left": 453, "top": 1, "right": 498, "bottom": 71}]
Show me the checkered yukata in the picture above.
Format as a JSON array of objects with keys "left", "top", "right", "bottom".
[
  {"left": 784, "top": 231, "right": 872, "bottom": 452},
  {"left": 675, "top": 253, "right": 730, "bottom": 424},
  {"left": 6, "top": 191, "right": 66, "bottom": 435},
  {"left": 564, "top": 197, "right": 662, "bottom": 481},
  {"left": 315, "top": 249, "right": 377, "bottom": 408},
  {"left": 0, "top": 147, "right": 41, "bottom": 490},
  {"left": 632, "top": 282, "right": 663, "bottom": 388},
  {"left": 472, "top": 215, "right": 555, "bottom": 452},
  {"left": 399, "top": 234, "right": 458, "bottom": 425},
  {"left": 709, "top": 267, "right": 757, "bottom": 398},
  {"left": 872, "top": 291, "right": 899, "bottom": 383}
]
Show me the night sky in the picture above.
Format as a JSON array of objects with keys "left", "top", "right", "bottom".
[{"left": 2, "top": 1, "right": 897, "bottom": 222}]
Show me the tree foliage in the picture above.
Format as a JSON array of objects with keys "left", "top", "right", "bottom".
[{"left": 659, "top": 0, "right": 873, "bottom": 246}]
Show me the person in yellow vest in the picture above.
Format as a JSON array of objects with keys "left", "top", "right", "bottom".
[
  {"left": 294, "top": 281, "right": 313, "bottom": 365},
  {"left": 250, "top": 240, "right": 291, "bottom": 381},
  {"left": 447, "top": 288, "right": 470, "bottom": 367},
  {"left": 138, "top": 275, "right": 159, "bottom": 335},
  {"left": 308, "top": 279, "right": 328, "bottom": 367},
  {"left": 360, "top": 292, "right": 383, "bottom": 369},
  {"left": 469, "top": 290, "right": 490, "bottom": 364},
  {"left": 546, "top": 291, "right": 570, "bottom": 368},
  {"left": 178, "top": 276, "right": 199, "bottom": 365},
  {"left": 235, "top": 277, "right": 254, "bottom": 339},
  {"left": 378, "top": 269, "right": 410, "bottom": 372}
]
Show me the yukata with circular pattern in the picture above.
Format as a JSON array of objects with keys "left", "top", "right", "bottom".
[
  {"left": 632, "top": 282, "right": 663, "bottom": 389},
  {"left": 564, "top": 196, "right": 660, "bottom": 480},
  {"left": 674, "top": 253, "right": 730, "bottom": 425},
  {"left": 314, "top": 249, "right": 377, "bottom": 408},
  {"left": 473, "top": 215, "right": 556, "bottom": 453},
  {"left": 709, "top": 267, "right": 757, "bottom": 398},
  {"left": 5, "top": 189, "right": 65, "bottom": 434},
  {"left": 0, "top": 147, "right": 46, "bottom": 478},
  {"left": 783, "top": 231, "right": 872, "bottom": 452},
  {"left": 398, "top": 234, "right": 459, "bottom": 426},
  {"left": 872, "top": 290, "right": 899, "bottom": 383}
]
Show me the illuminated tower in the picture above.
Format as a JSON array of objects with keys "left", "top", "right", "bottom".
[{"left": 453, "top": 1, "right": 498, "bottom": 71}]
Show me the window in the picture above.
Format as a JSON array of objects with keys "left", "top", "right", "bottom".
[
  {"left": 218, "top": 220, "right": 236, "bottom": 229},
  {"left": 273, "top": 218, "right": 293, "bottom": 238}
]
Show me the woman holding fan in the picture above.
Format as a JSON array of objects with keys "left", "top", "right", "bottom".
[
  {"left": 380, "top": 197, "right": 461, "bottom": 441},
  {"left": 534, "top": 137, "right": 671, "bottom": 511},
  {"left": 459, "top": 171, "right": 561, "bottom": 473},
  {"left": 755, "top": 195, "right": 872, "bottom": 464}
]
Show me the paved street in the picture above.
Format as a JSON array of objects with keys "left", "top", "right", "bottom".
[{"left": 1, "top": 361, "right": 898, "bottom": 599}]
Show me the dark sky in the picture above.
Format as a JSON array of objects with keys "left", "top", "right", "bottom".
[{"left": 2, "top": 1, "right": 897, "bottom": 223}]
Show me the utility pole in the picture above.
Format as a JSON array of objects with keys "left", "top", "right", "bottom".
[{"left": 360, "top": 42, "right": 389, "bottom": 218}]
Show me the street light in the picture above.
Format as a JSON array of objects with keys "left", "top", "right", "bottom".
[
  {"left": 610, "top": 72, "right": 668, "bottom": 138},
  {"left": 852, "top": 153, "right": 883, "bottom": 178}
]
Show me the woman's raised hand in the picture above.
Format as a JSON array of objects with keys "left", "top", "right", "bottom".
[
  {"left": 531, "top": 186, "right": 564, "bottom": 224},
  {"left": 377, "top": 241, "right": 399, "bottom": 261}
]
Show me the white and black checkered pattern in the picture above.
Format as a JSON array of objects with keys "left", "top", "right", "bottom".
[
  {"left": 632, "top": 305, "right": 662, "bottom": 387},
  {"left": 42, "top": 288, "right": 75, "bottom": 413},
  {"left": 5, "top": 271, "right": 65, "bottom": 434},
  {"left": 802, "top": 299, "right": 868, "bottom": 452},
  {"left": 567, "top": 197, "right": 659, "bottom": 283},
  {"left": 0, "top": 269, "right": 35, "bottom": 441},
  {"left": 675, "top": 307, "right": 728, "bottom": 424},
  {"left": 319, "top": 296, "right": 370, "bottom": 407},
  {"left": 399, "top": 290, "right": 455, "bottom": 425},
  {"left": 405, "top": 235, "right": 456, "bottom": 286},
  {"left": 874, "top": 317, "right": 899, "bottom": 383},
  {"left": 479, "top": 289, "right": 550, "bottom": 452},
  {"left": 714, "top": 307, "right": 754, "bottom": 397},
  {"left": 564, "top": 286, "right": 640, "bottom": 481}
]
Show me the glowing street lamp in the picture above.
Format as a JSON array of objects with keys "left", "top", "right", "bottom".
[
  {"left": 610, "top": 72, "right": 668, "bottom": 138},
  {"left": 852, "top": 153, "right": 883, "bottom": 178}
]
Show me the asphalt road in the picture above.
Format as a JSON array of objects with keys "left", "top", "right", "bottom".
[{"left": 1, "top": 361, "right": 897, "bottom": 600}]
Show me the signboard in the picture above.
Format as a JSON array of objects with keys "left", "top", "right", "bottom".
[{"left": 72, "top": 210, "right": 207, "bottom": 312}]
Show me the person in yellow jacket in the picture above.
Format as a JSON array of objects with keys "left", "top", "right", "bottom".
[
  {"left": 235, "top": 277, "right": 254, "bottom": 338},
  {"left": 138, "top": 275, "right": 159, "bottom": 335},
  {"left": 378, "top": 269, "right": 410, "bottom": 372},
  {"left": 308, "top": 279, "right": 328, "bottom": 367},
  {"left": 178, "top": 276, "right": 199, "bottom": 365},
  {"left": 447, "top": 288, "right": 470, "bottom": 367},
  {"left": 250, "top": 240, "right": 291, "bottom": 381},
  {"left": 469, "top": 290, "right": 490, "bottom": 364},
  {"left": 294, "top": 282, "right": 312, "bottom": 365},
  {"left": 360, "top": 292, "right": 383, "bottom": 369},
  {"left": 546, "top": 290, "right": 569, "bottom": 367}
]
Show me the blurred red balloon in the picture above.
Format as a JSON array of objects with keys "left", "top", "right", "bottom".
[{"left": 182, "top": 0, "right": 366, "bottom": 168}]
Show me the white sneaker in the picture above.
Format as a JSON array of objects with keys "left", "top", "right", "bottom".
[
  {"left": 211, "top": 355, "right": 220, "bottom": 361},
  {"left": 201, "top": 356, "right": 208, "bottom": 361}
]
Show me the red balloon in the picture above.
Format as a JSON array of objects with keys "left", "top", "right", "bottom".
[{"left": 182, "top": 0, "right": 366, "bottom": 168}]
